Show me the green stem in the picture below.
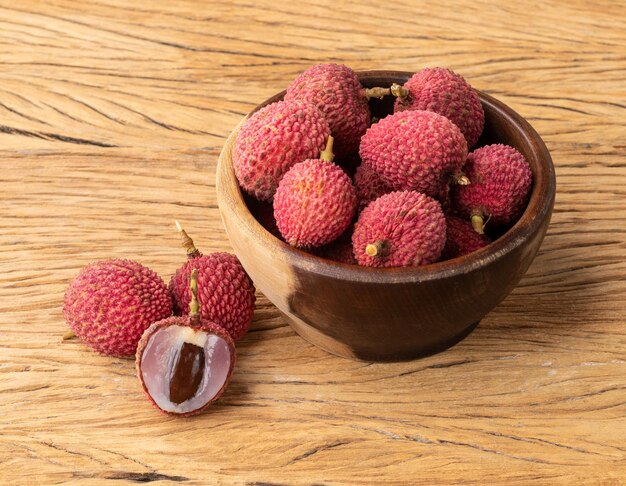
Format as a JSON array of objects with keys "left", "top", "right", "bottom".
[
  {"left": 189, "top": 268, "right": 200, "bottom": 317},
  {"left": 320, "top": 136, "right": 335, "bottom": 163},
  {"left": 471, "top": 213, "right": 485, "bottom": 235}
]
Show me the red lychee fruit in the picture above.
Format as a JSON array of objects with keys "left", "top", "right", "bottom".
[
  {"left": 137, "top": 270, "right": 236, "bottom": 416},
  {"left": 359, "top": 110, "right": 468, "bottom": 200},
  {"left": 441, "top": 215, "right": 491, "bottom": 260},
  {"left": 233, "top": 100, "right": 330, "bottom": 201},
  {"left": 63, "top": 259, "right": 172, "bottom": 357},
  {"left": 352, "top": 191, "right": 446, "bottom": 268},
  {"left": 169, "top": 224, "right": 256, "bottom": 342},
  {"left": 394, "top": 67, "right": 485, "bottom": 148},
  {"left": 285, "top": 63, "right": 394, "bottom": 159},
  {"left": 273, "top": 136, "right": 357, "bottom": 248},
  {"left": 354, "top": 163, "right": 393, "bottom": 212},
  {"left": 452, "top": 144, "right": 533, "bottom": 234}
]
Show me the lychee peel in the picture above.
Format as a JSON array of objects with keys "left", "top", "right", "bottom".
[
  {"left": 63, "top": 259, "right": 173, "bottom": 357},
  {"left": 233, "top": 100, "right": 330, "bottom": 201},
  {"left": 441, "top": 215, "right": 491, "bottom": 260},
  {"left": 359, "top": 110, "right": 468, "bottom": 199},
  {"left": 453, "top": 144, "right": 532, "bottom": 233},
  {"left": 169, "top": 247, "right": 256, "bottom": 342},
  {"left": 354, "top": 163, "right": 393, "bottom": 212},
  {"left": 395, "top": 67, "right": 485, "bottom": 148},
  {"left": 273, "top": 137, "right": 357, "bottom": 248},
  {"left": 352, "top": 191, "right": 446, "bottom": 267},
  {"left": 285, "top": 63, "right": 370, "bottom": 158}
]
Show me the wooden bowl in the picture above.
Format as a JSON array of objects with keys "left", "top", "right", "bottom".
[{"left": 216, "top": 71, "right": 556, "bottom": 362}]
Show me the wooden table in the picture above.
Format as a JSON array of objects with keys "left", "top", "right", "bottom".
[{"left": 1, "top": 1, "right": 624, "bottom": 484}]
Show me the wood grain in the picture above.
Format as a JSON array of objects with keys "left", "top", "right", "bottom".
[{"left": 0, "top": 0, "right": 624, "bottom": 484}]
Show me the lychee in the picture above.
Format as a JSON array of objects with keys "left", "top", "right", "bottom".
[
  {"left": 394, "top": 67, "right": 485, "bottom": 148},
  {"left": 285, "top": 63, "right": 399, "bottom": 158},
  {"left": 441, "top": 215, "right": 491, "bottom": 260},
  {"left": 63, "top": 259, "right": 172, "bottom": 357},
  {"left": 169, "top": 223, "right": 256, "bottom": 341},
  {"left": 452, "top": 144, "right": 533, "bottom": 234},
  {"left": 359, "top": 110, "right": 468, "bottom": 200},
  {"left": 352, "top": 191, "right": 446, "bottom": 267},
  {"left": 273, "top": 136, "right": 357, "bottom": 248},
  {"left": 233, "top": 100, "right": 330, "bottom": 201},
  {"left": 136, "top": 270, "right": 236, "bottom": 416},
  {"left": 354, "top": 163, "right": 393, "bottom": 212}
]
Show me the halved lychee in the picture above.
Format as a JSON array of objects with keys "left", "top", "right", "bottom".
[{"left": 136, "top": 270, "right": 236, "bottom": 416}]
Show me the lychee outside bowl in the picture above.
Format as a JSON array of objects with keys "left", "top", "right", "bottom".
[{"left": 216, "top": 71, "right": 556, "bottom": 362}]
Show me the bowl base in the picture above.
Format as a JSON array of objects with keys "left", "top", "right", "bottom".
[{"left": 284, "top": 315, "right": 481, "bottom": 363}]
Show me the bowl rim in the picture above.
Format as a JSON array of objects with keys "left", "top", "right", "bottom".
[{"left": 217, "top": 70, "right": 556, "bottom": 284}]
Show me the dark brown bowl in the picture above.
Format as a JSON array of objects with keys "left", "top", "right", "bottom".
[{"left": 216, "top": 71, "right": 556, "bottom": 362}]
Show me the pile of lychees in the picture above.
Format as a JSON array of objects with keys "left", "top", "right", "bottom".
[
  {"left": 63, "top": 224, "right": 255, "bottom": 416},
  {"left": 234, "top": 64, "right": 533, "bottom": 267}
]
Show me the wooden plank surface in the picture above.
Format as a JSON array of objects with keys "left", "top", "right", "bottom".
[{"left": 1, "top": 0, "right": 625, "bottom": 484}]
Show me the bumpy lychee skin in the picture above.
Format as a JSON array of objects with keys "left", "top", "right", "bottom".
[
  {"left": 352, "top": 191, "right": 446, "bottom": 268},
  {"left": 441, "top": 215, "right": 491, "bottom": 260},
  {"left": 395, "top": 67, "right": 485, "bottom": 148},
  {"left": 170, "top": 229, "right": 255, "bottom": 342},
  {"left": 354, "top": 163, "right": 393, "bottom": 212},
  {"left": 359, "top": 110, "right": 468, "bottom": 199},
  {"left": 63, "top": 259, "right": 172, "bottom": 357},
  {"left": 285, "top": 63, "right": 370, "bottom": 159},
  {"left": 273, "top": 137, "right": 357, "bottom": 248},
  {"left": 137, "top": 271, "right": 236, "bottom": 417},
  {"left": 233, "top": 100, "right": 330, "bottom": 201},
  {"left": 453, "top": 144, "right": 533, "bottom": 234}
]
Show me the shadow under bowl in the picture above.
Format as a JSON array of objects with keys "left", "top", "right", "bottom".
[{"left": 216, "top": 71, "right": 556, "bottom": 362}]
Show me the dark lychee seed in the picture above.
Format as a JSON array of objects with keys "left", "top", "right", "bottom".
[{"left": 169, "top": 342, "right": 205, "bottom": 405}]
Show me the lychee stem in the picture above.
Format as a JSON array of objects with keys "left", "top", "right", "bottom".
[
  {"left": 320, "top": 136, "right": 335, "bottom": 163},
  {"left": 390, "top": 83, "right": 409, "bottom": 100},
  {"left": 189, "top": 268, "right": 200, "bottom": 318},
  {"left": 452, "top": 174, "right": 471, "bottom": 185},
  {"left": 364, "top": 87, "right": 391, "bottom": 100},
  {"left": 62, "top": 330, "right": 76, "bottom": 341},
  {"left": 176, "top": 220, "right": 201, "bottom": 259},
  {"left": 363, "top": 84, "right": 410, "bottom": 101},
  {"left": 365, "top": 240, "right": 388, "bottom": 258},
  {"left": 471, "top": 213, "right": 485, "bottom": 235}
]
